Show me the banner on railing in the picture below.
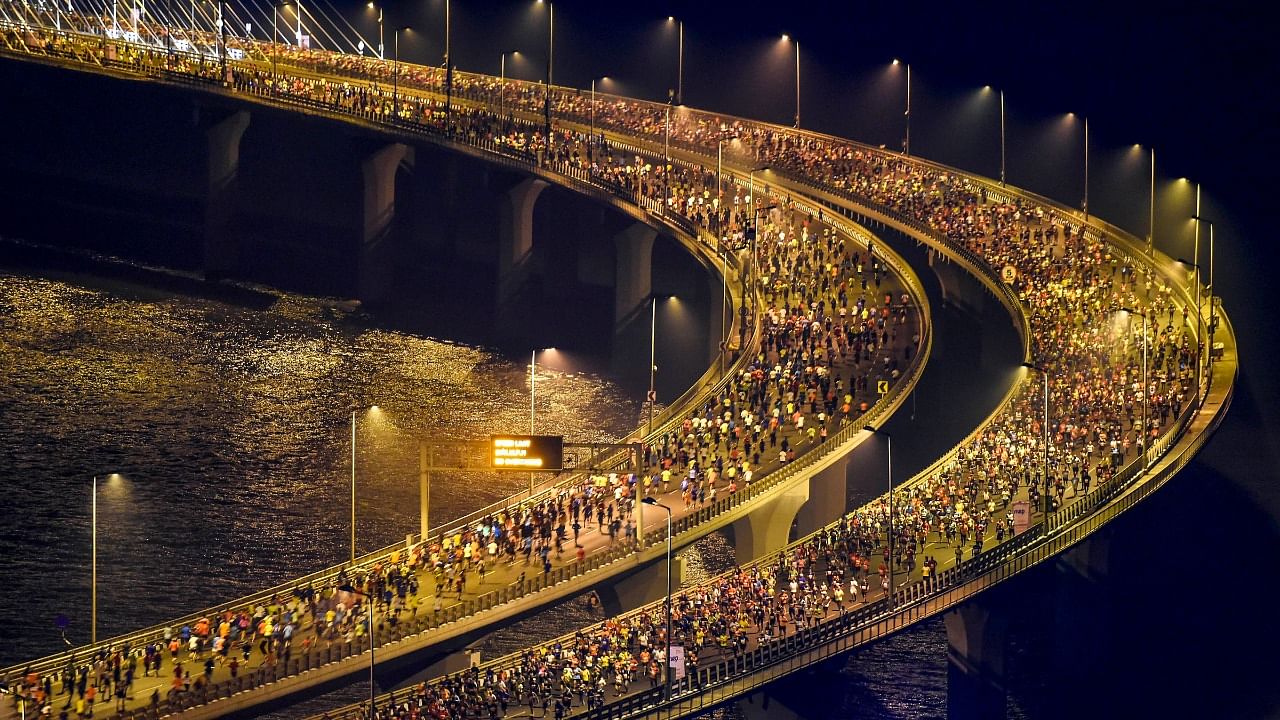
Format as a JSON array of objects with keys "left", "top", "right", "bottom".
[
  {"left": 669, "top": 645, "right": 686, "bottom": 680},
  {"left": 1012, "top": 500, "right": 1031, "bottom": 534}
]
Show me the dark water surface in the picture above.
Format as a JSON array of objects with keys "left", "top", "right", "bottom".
[{"left": 0, "top": 265, "right": 646, "bottom": 660}]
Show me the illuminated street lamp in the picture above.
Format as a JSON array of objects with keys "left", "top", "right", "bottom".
[
  {"left": 893, "top": 59, "right": 910, "bottom": 155},
  {"left": 499, "top": 50, "right": 519, "bottom": 118},
  {"left": 862, "top": 427, "right": 893, "bottom": 603},
  {"left": 667, "top": 16, "right": 683, "bottom": 105},
  {"left": 590, "top": 76, "right": 608, "bottom": 139},
  {"left": 530, "top": 348, "right": 554, "bottom": 496},
  {"left": 351, "top": 406, "right": 380, "bottom": 563},
  {"left": 365, "top": 2, "right": 383, "bottom": 59},
  {"left": 1191, "top": 212, "right": 1217, "bottom": 362},
  {"left": 782, "top": 34, "right": 799, "bottom": 128},
  {"left": 392, "top": 25, "right": 410, "bottom": 112},
  {"left": 91, "top": 474, "right": 124, "bottom": 645},
  {"left": 443, "top": 0, "right": 452, "bottom": 122},
  {"left": 536, "top": 0, "right": 553, "bottom": 140},
  {"left": 983, "top": 86, "right": 1006, "bottom": 185},
  {"left": 641, "top": 497, "right": 673, "bottom": 699}
]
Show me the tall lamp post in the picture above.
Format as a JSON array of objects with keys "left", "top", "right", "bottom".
[
  {"left": 1021, "top": 364, "right": 1051, "bottom": 515},
  {"left": 392, "top": 25, "right": 409, "bottom": 113},
  {"left": 365, "top": 2, "right": 383, "bottom": 59},
  {"left": 648, "top": 296, "right": 658, "bottom": 436},
  {"left": 782, "top": 34, "right": 799, "bottom": 128},
  {"left": 338, "top": 585, "right": 377, "bottom": 715},
  {"left": 893, "top": 59, "right": 910, "bottom": 156},
  {"left": 91, "top": 474, "right": 122, "bottom": 645},
  {"left": 862, "top": 427, "right": 893, "bottom": 604},
  {"left": 985, "top": 86, "right": 1005, "bottom": 185},
  {"left": 1148, "top": 146, "right": 1155, "bottom": 254},
  {"left": 590, "top": 76, "right": 608, "bottom": 139},
  {"left": 442, "top": 0, "right": 451, "bottom": 122},
  {"left": 667, "top": 16, "right": 683, "bottom": 105},
  {"left": 91, "top": 475, "right": 99, "bottom": 645},
  {"left": 537, "top": 0, "right": 553, "bottom": 140},
  {"left": 1119, "top": 308, "right": 1151, "bottom": 469},
  {"left": 530, "top": 348, "right": 554, "bottom": 496},
  {"left": 350, "top": 406, "right": 379, "bottom": 563},
  {"left": 499, "top": 50, "right": 518, "bottom": 118},
  {"left": 1191, "top": 213, "right": 1216, "bottom": 362},
  {"left": 641, "top": 497, "right": 673, "bottom": 698}
]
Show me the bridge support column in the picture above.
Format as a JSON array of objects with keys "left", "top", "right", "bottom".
[
  {"left": 203, "top": 109, "right": 250, "bottom": 280},
  {"left": 945, "top": 600, "right": 1008, "bottom": 720},
  {"left": 496, "top": 178, "right": 549, "bottom": 310},
  {"left": 596, "top": 556, "right": 685, "bottom": 616},
  {"left": 360, "top": 142, "right": 414, "bottom": 307},
  {"left": 731, "top": 482, "right": 809, "bottom": 566},
  {"left": 794, "top": 456, "right": 849, "bottom": 538},
  {"left": 613, "top": 222, "right": 657, "bottom": 328}
]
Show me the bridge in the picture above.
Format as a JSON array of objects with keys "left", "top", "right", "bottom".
[
  {"left": 0, "top": 7, "right": 1235, "bottom": 720},
  {"left": 0, "top": 13, "right": 940, "bottom": 720}
]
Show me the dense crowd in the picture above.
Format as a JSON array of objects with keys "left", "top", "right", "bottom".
[{"left": 1, "top": 21, "right": 1200, "bottom": 720}]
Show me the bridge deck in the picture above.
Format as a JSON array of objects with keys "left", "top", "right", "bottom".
[{"left": 0, "top": 22, "right": 933, "bottom": 720}]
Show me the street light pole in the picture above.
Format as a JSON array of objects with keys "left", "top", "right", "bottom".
[
  {"left": 678, "top": 18, "right": 684, "bottom": 106},
  {"left": 443, "top": 0, "right": 451, "bottom": 123},
  {"left": 898, "top": 60, "right": 911, "bottom": 156},
  {"left": 862, "top": 427, "right": 892, "bottom": 604},
  {"left": 642, "top": 497, "right": 673, "bottom": 699},
  {"left": 999, "top": 89, "right": 1006, "bottom": 186},
  {"left": 1148, "top": 147, "right": 1155, "bottom": 254},
  {"left": 392, "top": 26, "right": 407, "bottom": 114},
  {"left": 530, "top": 349, "right": 537, "bottom": 498},
  {"left": 91, "top": 475, "right": 97, "bottom": 645},
  {"left": 1083, "top": 115, "right": 1089, "bottom": 217},
  {"left": 792, "top": 38, "right": 800, "bottom": 128},
  {"left": 649, "top": 296, "right": 657, "bottom": 436},
  {"left": 538, "top": 0, "right": 553, "bottom": 141},
  {"left": 351, "top": 409, "right": 357, "bottom": 563}
]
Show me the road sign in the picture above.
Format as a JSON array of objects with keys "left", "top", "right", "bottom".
[
  {"left": 491, "top": 434, "right": 564, "bottom": 471},
  {"left": 876, "top": 380, "right": 889, "bottom": 395},
  {"left": 1002, "top": 265, "right": 1017, "bottom": 284},
  {"left": 647, "top": 389, "right": 658, "bottom": 403}
]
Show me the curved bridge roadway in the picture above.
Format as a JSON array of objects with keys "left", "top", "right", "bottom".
[
  {"left": 258, "top": 24, "right": 1233, "bottom": 720},
  {"left": 0, "top": 19, "right": 937, "bottom": 720}
]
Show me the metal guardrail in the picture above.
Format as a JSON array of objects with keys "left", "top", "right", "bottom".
[
  {"left": 0, "top": 29, "right": 934, "bottom": 712},
  {"left": 297, "top": 46, "right": 1234, "bottom": 720},
  {"left": 0, "top": 21, "right": 1230, "bottom": 720}
]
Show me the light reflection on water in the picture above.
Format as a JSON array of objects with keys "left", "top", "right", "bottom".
[
  {"left": 0, "top": 269, "right": 640, "bottom": 663},
  {"left": 0, "top": 268, "right": 951, "bottom": 720}
]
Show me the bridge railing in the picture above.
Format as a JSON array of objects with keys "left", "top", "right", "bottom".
[
  {"left": 299, "top": 62, "right": 1225, "bottom": 720},
  {"left": 0, "top": 32, "right": 773, "bottom": 686},
  {"left": 0, "top": 30, "right": 937, "bottom": 705},
  {"left": 2, "top": 22, "right": 1218, "bottom": 717}
]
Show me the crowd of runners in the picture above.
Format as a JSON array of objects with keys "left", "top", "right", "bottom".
[{"left": 0, "top": 21, "right": 1201, "bottom": 720}]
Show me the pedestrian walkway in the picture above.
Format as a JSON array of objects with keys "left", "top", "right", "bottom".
[{"left": 0, "top": 16, "right": 1223, "bottom": 720}]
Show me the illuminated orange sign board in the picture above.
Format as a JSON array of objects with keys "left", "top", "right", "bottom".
[{"left": 491, "top": 435, "right": 564, "bottom": 471}]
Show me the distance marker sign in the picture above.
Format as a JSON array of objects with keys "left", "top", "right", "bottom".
[{"left": 491, "top": 434, "right": 564, "bottom": 471}]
